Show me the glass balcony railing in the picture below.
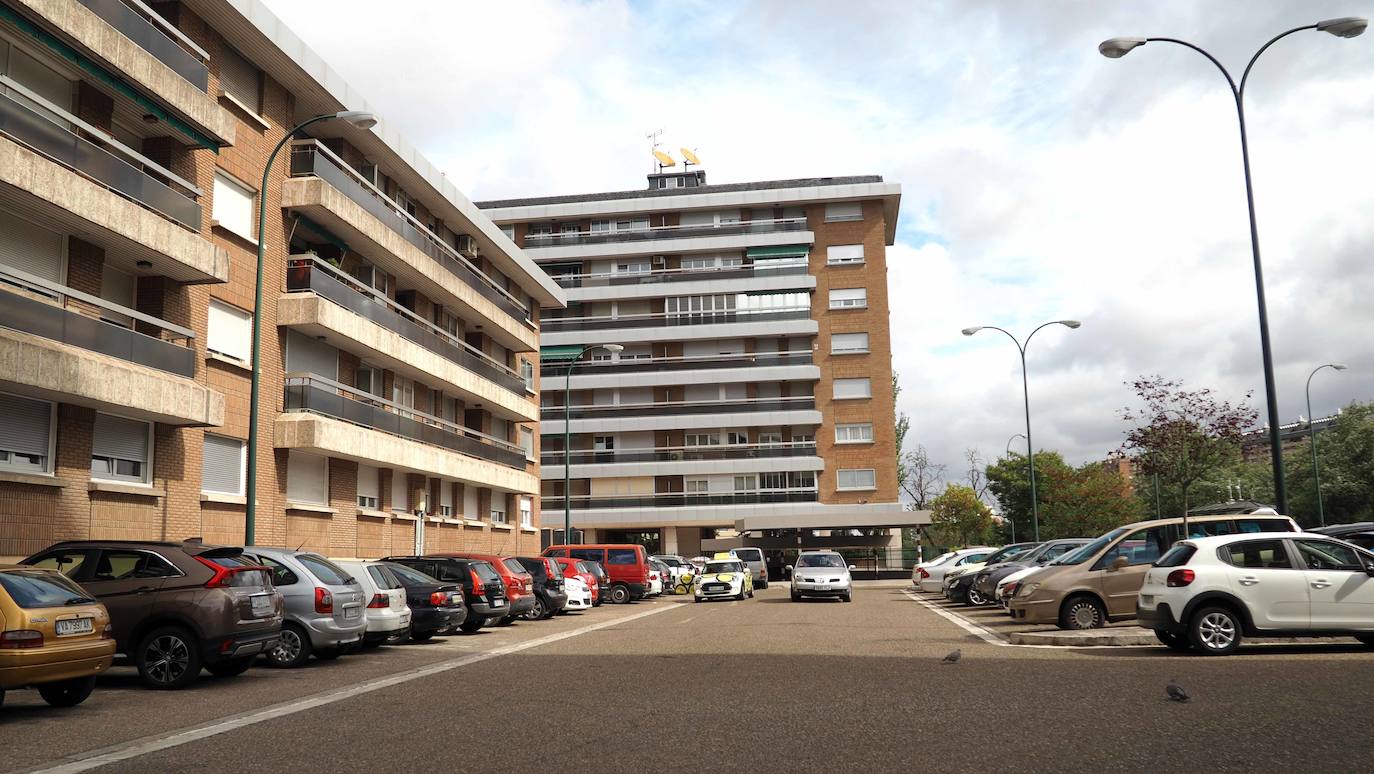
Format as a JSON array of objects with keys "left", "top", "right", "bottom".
[
  {"left": 552, "top": 261, "right": 809, "bottom": 289},
  {"left": 77, "top": 0, "right": 210, "bottom": 91},
  {"left": 542, "top": 442, "right": 818, "bottom": 466},
  {"left": 541, "top": 306, "right": 811, "bottom": 332},
  {"left": 541, "top": 350, "right": 813, "bottom": 377},
  {"left": 289, "top": 141, "right": 531, "bottom": 327},
  {"left": 282, "top": 373, "right": 526, "bottom": 469},
  {"left": 524, "top": 217, "right": 808, "bottom": 248},
  {"left": 0, "top": 86, "right": 201, "bottom": 230},
  {"left": 285, "top": 257, "right": 527, "bottom": 396},
  {"left": 543, "top": 489, "right": 820, "bottom": 511},
  {"left": 542, "top": 396, "right": 816, "bottom": 420},
  {"left": 0, "top": 265, "right": 196, "bottom": 377}
]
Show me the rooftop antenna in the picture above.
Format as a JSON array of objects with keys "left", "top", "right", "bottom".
[{"left": 646, "top": 128, "right": 670, "bottom": 173}]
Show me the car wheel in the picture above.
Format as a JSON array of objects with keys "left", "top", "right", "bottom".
[
  {"left": 842, "top": 593, "right": 852, "bottom": 603},
  {"left": 1188, "top": 606, "right": 1242, "bottom": 656},
  {"left": 37, "top": 676, "right": 97, "bottom": 707},
  {"left": 967, "top": 587, "right": 988, "bottom": 606},
  {"left": 266, "top": 624, "right": 312, "bottom": 669},
  {"left": 758, "top": 580, "right": 768, "bottom": 590},
  {"left": 1154, "top": 630, "right": 1192, "bottom": 652},
  {"left": 609, "top": 585, "right": 631, "bottom": 604},
  {"left": 1058, "top": 595, "right": 1106, "bottom": 631},
  {"left": 136, "top": 626, "right": 202, "bottom": 690},
  {"left": 459, "top": 619, "right": 485, "bottom": 634},
  {"left": 206, "top": 657, "right": 255, "bottom": 677},
  {"left": 525, "top": 598, "right": 546, "bottom": 621}
]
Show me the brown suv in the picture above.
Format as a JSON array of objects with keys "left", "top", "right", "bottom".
[
  {"left": 22, "top": 540, "right": 283, "bottom": 689},
  {"left": 1007, "top": 513, "right": 1298, "bottom": 630}
]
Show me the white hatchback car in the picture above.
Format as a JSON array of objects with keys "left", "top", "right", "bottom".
[
  {"left": 1138, "top": 532, "right": 1374, "bottom": 655},
  {"left": 562, "top": 576, "right": 593, "bottom": 611},
  {"left": 915, "top": 548, "right": 993, "bottom": 594},
  {"left": 334, "top": 560, "right": 411, "bottom": 648}
]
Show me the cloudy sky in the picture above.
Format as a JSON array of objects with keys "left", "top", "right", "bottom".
[{"left": 266, "top": 0, "right": 1374, "bottom": 482}]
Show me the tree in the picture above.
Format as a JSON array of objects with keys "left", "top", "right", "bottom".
[
  {"left": 1282, "top": 401, "right": 1374, "bottom": 526},
  {"left": 901, "top": 444, "right": 945, "bottom": 509},
  {"left": 964, "top": 447, "right": 990, "bottom": 502},
  {"left": 894, "top": 372, "right": 911, "bottom": 491},
  {"left": 986, "top": 451, "right": 1073, "bottom": 543},
  {"left": 1040, "top": 462, "right": 1146, "bottom": 538},
  {"left": 1121, "top": 376, "right": 1256, "bottom": 523},
  {"left": 929, "top": 485, "right": 994, "bottom": 546}
]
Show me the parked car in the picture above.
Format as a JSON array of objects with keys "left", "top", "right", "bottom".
[
  {"left": 789, "top": 550, "right": 853, "bottom": 602},
  {"left": 434, "top": 553, "right": 535, "bottom": 624},
  {"left": 911, "top": 552, "right": 956, "bottom": 584},
  {"left": 943, "top": 543, "right": 1037, "bottom": 604},
  {"left": 974, "top": 539, "right": 1091, "bottom": 606},
  {"left": 728, "top": 547, "right": 770, "bottom": 589},
  {"left": 1008, "top": 513, "right": 1300, "bottom": 630},
  {"left": 23, "top": 540, "right": 282, "bottom": 689},
  {"left": 0, "top": 565, "right": 115, "bottom": 709},
  {"left": 694, "top": 558, "right": 753, "bottom": 602},
  {"left": 646, "top": 559, "right": 667, "bottom": 596},
  {"left": 376, "top": 562, "right": 465, "bottom": 639},
  {"left": 543, "top": 544, "right": 651, "bottom": 603},
  {"left": 652, "top": 554, "right": 694, "bottom": 587},
  {"left": 583, "top": 561, "right": 610, "bottom": 606},
  {"left": 915, "top": 548, "right": 993, "bottom": 593},
  {"left": 333, "top": 560, "right": 411, "bottom": 648},
  {"left": 383, "top": 557, "right": 508, "bottom": 633},
  {"left": 243, "top": 548, "right": 366, "bottom": 668},
  {"left": 1309, "top": 521, "right": 1374, "bottom": 550},
  {"left": 562, "top": 575, "right": 593, "bottom": 611},
  {"left": 1139, "top": 533, "right": 1374, "bottom": 655},
  {"left": 512, "top": 557, "right": 568, "bottom": 620},
  {"left": 552, "top": 558, "right": 600, "bottom": 606}
]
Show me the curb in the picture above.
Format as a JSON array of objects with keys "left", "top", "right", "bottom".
[{"left": 1008, "top": 628, "right": 1157, "bottom": 647}]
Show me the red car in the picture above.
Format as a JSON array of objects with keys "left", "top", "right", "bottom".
[
  {"left": 432, "top": 553, "right": 535, "bottom": 624},
  {"left": 543, "top": 544, "right": 650, "bottom": 604},
  {"left": 552, "top": 557, "right": 600, "bottom": 606}
]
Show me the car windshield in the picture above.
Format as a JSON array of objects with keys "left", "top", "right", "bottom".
[
  {"left": 982, "top": 545, "right": 1032, "bottom": 564},
  {"left": 1014, "top": 543, "right": 1054, "bottom": 563},
  {"left": 705, "top": 561, "right": 743, "bottom": 574},
  {"left": 386, "top": 563, "right": 438, "bottom": 585},
  {"left": 1053, "top": 529, "right": 1127, "bottom": 565},
  {"left": 0, "top": 570, "right": 95, "bottom": 608},
  {"left": 796, "top": 554, "right": 846, "bottom": 568}
]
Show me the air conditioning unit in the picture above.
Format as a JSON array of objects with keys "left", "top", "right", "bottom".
[
  {"left": 456, "top": 234, "right": 479, "bottom": 258},
  {"left": 651, "top": 255, "right": 666, "bottom": 267}
]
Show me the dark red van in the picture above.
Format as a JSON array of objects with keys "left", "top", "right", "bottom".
[{"left": 542, "top": 544, "right": 650, "bottom": 604}]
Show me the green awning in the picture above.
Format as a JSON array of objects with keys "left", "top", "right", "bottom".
[
  {"left": 540, "top": 345, "right": 585, "bottom": 361},
  {"left": 746, "top": 245, "right": 809, "bottom": 259}
]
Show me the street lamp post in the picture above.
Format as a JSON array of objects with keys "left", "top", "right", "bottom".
[
  {"left": 244, "top": 111, "right": 377, "bottom": 546},
  {"left": 1305, "top": 363, "right": 1347, "bottom": 527},
  {"left": 560, "top": 343, "right": 623, "bottom": 544},
  {"left": 963, "top": 321, "right": 1081, "bottom": 542},
  {"left": 1005, "top": 433, "right": 1026, "bottom": 459},
  {"left": 1098, "top": 17, "right": 1367, "bottom": 517}
]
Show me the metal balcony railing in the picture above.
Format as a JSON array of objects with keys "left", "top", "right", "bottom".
[
  {"left": 543, "top": 489, "right": 820, "bottom": 511},
  {"left": 552, "top": 261, "right": 809, "bottom": 289},
  {"left": 524, "top": 217, "right": 808, "bottom": 248},
  {"left": 77, "top": 0, "right": 210, "bottom": 91},
  {"left": 542, "top": 441, "right": 818, "bottom": 466},
  {"left": 282, "top": 373, "right": 526, "bottom": 469},
  {"left": 285, "top": 257, "right": 527, "bottom": 395},
  {"left": 541, "top": 306, "right": 812, "bottom": 332},
  {"left": 0, "top": 82, "right": 201, "bottom": 230},
  {"left": 288, "top": 140, "right": 531, "bottom": 327},
  {"left": 541, "top": 350, "right": 814, "bottom": 377},
  {"left": 542, "top": 396, "right": 816, "bottom": 420},
  {"left": 0, "top": 266, "right": 196, "bottom": 377}
]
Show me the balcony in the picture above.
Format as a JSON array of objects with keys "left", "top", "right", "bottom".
[
  {"left": 554, "top": 261, "right": 808, "bottom": 289},
  {"left": 543, "top": 489, "right": 819, "bottom": 511},
  {"left": 283, "top": 258, "right": 531, "bottom": 409},
  {"left": 282, "top": 373, "right": 526, "bottom": 470},
  {"left": 543, "top": 441, "right": 817, "bottom": 466},
  {"left": 526, "top": 217, "right": 808, "bottom": 248},
  {"left": 542, "top": 306, "right": 811, "bottom": 332},
  {"left": 76, "top": 0, "right": 210, "bottom": 91},
  {"left": 287, "top": 141, "right": 531, "bottom": 330},
  {"left": 543, "top": 350, "right": 812, "bottom": 377},
  {"left": 542, "top": 395, "right": 815, "bottom": 421}
]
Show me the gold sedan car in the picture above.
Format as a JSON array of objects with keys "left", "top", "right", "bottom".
[{"left": 0, "top": 564, "right": 115, "bottom": 708}]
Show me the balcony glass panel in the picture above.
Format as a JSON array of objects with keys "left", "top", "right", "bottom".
[
  {"left": 542, "top": 441, "right": 817, "bottom": 466},
  {"left": 541, "top": 307, "right": 810, "bottom": 332},
  {"left": 542, "top": 396, "right": 815, "bottom": 420},
  {"left": 525, "top": 217, "right": 807, "bottom": 248},
  {"left": 541, "top": 350, "right": 812, "bottom": 376},
  {"left": 76, "top": 0, "right": 210, "bottom": 91},
  {"left": 553, "top": 261, "right": 809, "bottom": 289},
  {"left": 543, "top": 489, "right": 819, "bottom": 510}
]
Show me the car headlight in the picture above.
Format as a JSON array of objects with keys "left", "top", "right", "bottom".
[{"left": 1018, "top": 583, "right": 1039, "bottom": 598}]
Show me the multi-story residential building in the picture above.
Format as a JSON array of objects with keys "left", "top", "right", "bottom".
[
  {"left": 479, "top": 168, "right": 927, "bottom": 566},
  {"left": 0, "top": 0, "right": 562, "bottom": 561}
]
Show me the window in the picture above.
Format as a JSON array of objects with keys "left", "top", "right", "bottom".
[
  {"left": 837, "top": 469, "right": 877, "bottom": 490},
  {"left": 90, "top": 413, "right": 151, "bottom": 484},
  {"left": 500, "top": 224, "right": 515, "bottom": 241},
  {"left": 832, "top": 332, "right": 869, "bottom": 354},
  {"left": 491, "top": 503, "right": 507, "bottom": 524},
  {"left": 520, "top": 427, "right": 535, "bottom": 461},
  {"left": 356, "top": 365, "right": 382, "bottom": 397},
  {"left": 685, "top": 433, "right": 717, "bottom": 447},
  {"left": 27, "top": 549, "right": 88, "bottom": 577},
  {"left": 91, "top": 550, "right": 176, "bottom": 582},
  {"left": 0, "top": 208, "right": 66, "bottom": 294},
  {"left": 521, "top": 359, "right": 535, "bottom": 392},
  {"left": 439, "top": 481, "right": 454, "bottom": 517},
  {"left": 1154, "top": 544, "right": 1197, "bottom": 568},
  {"left": 1220, "top": 540, "right": 1292, "bottom": 570},
  {"left": 827, "top": 244, "right": 865, "bottom": 265},
  {"left": 99, "top": 267, "right": 136, "bottom": 328},
  {"left": 835, "top": 423, "right": 874, "bottom": 444},
  {"left": 759, "top": 472, "right": 786, "bottom": 490},
  {"left": 207, "top": 300, "right": 251, "bottom": 362},
  {"left": 257, "top": 556, "right": 298, "bottom": 586},
  {"left": 218, "top": 45, "right": 261, "bottom": 112},
  {"left": 297, "top": 555, "right": 351, "bottom": 586},
  {"left": 285, "top": 451, "right": 327, "bottom": 505},
  {"left": 392, "top": 469, "right": 409, "bottom": 513},
  {"left": 593, "top": 436, "right": 615, "bottom": 451},
  {"left": 392, "top": 376, "right": 415, "bottom": 409},
  {"left": 759, "top": 431, "right": 783, "bottom": 445},
  {"left": 734, "top": 475, "right": 756, "bottom": 492},
  {"left": 686, "top": 479, "right": 708, "bottom": 493},
  {"left": 357, "top": 464, "right": 379, "bottom": 509},
  {"left": 829, "top": 288, "right": 868, "bottom": 310},
  {"left": 520, "top": 496, "right": 533, "bottom": 527},
  {"left": 1294, "top": 539, "right": 1363, "bottom": 571},
  {"left": 211, "top": 171, "right": 255, "bottom": 241},
  {"left": 1099, "top": 527, "right": 1170, "bottom": 568},
  {"left": 0, "top": 392, "right": 53, "bottom": 474},
  {"left": 1235, "top": 518, "right": 1295, "bottom": 534},
  {"left": 201, "top": 434, "right": 245, "bottom": 495},
  {"left": 824, "top": 202, "right": 863, "bottom": 222},
  {"left": 833, "top": 378, "right": 872, "bottom": 400},
  {"left": 607, "top": 548, "right": 638, "bottom": 565},
  {"left": 789, "top": 471, "right": 816, "bottom": 489},
  {"left": 727, "top": 431, "right": 748, "bottom": 445}
]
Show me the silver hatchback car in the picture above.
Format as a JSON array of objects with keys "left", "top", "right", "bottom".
[{"left": 245, "top": 548, "right": 366, "bottom": 668}]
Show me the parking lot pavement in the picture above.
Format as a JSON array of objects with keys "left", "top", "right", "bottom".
[{"left": 10, "top": 587, "right": 1374, "bottom": 774}]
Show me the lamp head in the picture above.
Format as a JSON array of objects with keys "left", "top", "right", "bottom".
[
  {"left": 601, "top": 343, "right": 625, "bottom": 354},
  {"left": 1058, "top": 320, "right": 1082, "bottom": 329},
  {"left": 961, "top": 327, "right": 982, "bottom": 336},
  {"left": 1316, "top": 17, "right": 1368, "bottom": 38},
  {"left": 1099, "top": 37, "right": 1147, "bottom": 58},
  {"left": 334, "top": 110, "right": 378, "bottom": 129},
  {"left": 1331, "top": 363, "right": 1349, "bottom": 371}
]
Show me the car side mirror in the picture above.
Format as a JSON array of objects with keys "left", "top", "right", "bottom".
[
  {"left": 848, "top": 564, "right": 856, "bottom": 570},
  {"left": 1109, "top": 556, "right": 1128, "bottom": 572},
  {"left": 1364, "top": 563, "right": 1374, "bottom": 577},
  {"left": 785, "top": 565, "right": 793, "bottom": 572}
]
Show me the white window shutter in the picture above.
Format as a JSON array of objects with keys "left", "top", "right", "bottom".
[
  {"left": 0, "top": 393, "right": 52, "bottom": 459},
  {"left": 833, "top": 378, "right": 871, "bottom": 400},
  {"left": 827, "top": 244, "right": 865, "bottom": 264},
  {"left": 202, "top": 434, "right": 244, "bottom": 494},
  {"left": 92, "top": 413, "right": 149, "bottom": 463},
  {"left": 357, "top": 465, "right": 379, "bottom": 501},
  {"left": 212, "top": 172, "right": 256, "bottom": 240},
  {"left": 208, "top": 300, "right": 252, "bottom": 361},
  {"left": 391, "top": 468, "right": 408, "bottom": 512},
  {"left": 286, "top": 451, "right": 328, "bottom": 504},
  {"left": 0, "top": 209, "right": 64, "bottom": 284}
]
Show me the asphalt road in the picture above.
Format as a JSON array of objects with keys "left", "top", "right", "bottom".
[{"left": 5, "top": 585, "right": 1374, "bottom": 773}]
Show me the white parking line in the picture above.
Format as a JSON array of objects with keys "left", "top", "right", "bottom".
[
  {"left": 26, "top": 604, "right": 676, "bottom": 774},
  {"left": 903, "top": 590, "right": 1132, "bottom": 650}
]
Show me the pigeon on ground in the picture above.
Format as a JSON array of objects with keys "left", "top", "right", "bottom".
[
  {"left": 1166, "top": 679, "right": 1190, "bottom": 703},
  {"left": 941, "top": 649, "right": 962, "bottom": 664}
]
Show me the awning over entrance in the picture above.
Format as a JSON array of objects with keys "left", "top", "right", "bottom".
[
  {"left": 745, "top": 245, "right": 809, "bottom": 259},
  {"left": 540, "top": 345, "right": 585, "bottom": 361}
]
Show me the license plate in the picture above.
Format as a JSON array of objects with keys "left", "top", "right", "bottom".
[
  {"left": 250, "top": 594, "right": 274, "bottom": 617},
  {"left": 344, "top": 606, "right": 361, "bottom": 620},
  {"left": 490, "top": 599, "right": 504, "bottom": 607},
  {"left": 56, "top": 618, "right": 93, "bottom": 636}
]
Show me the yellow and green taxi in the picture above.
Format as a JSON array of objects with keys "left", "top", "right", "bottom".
[
  {"left": 694, "top": 559, "right": 754, "bottom": 602},
  {"left": 0, "top": 564, "right": 115, "bottom": 709}
]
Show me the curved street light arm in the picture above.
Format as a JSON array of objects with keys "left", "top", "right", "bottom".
[
  {"left": 1240, "top": 25, "right": 1320, "bottom": 96},
  {"left": 1146, "top": 37, "right": 1239, "bottom": 94}
]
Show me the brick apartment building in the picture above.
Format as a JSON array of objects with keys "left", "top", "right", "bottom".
[
  {"left": 478, "top": 167, "right": 928, "bottom": 565},
  {"left": 0, "top": 0, "right": 563, "bottom": 561}
]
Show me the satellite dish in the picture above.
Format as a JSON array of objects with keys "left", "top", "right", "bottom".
[
  {"left": 652, "top": 150, "right": 676, "bottom": 167},
  {"left": 681, "top": 148, "right": 701, "bottom": 165}
]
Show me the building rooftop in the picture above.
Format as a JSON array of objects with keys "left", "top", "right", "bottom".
[{"left": 475, "top": 175, "right": 886, "bottom": 209}]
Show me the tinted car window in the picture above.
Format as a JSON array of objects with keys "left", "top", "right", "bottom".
[
  {"left": 297, "top": 554, "right": 351, "bottom": 585},
  {"left": 387, "top": 562, "right": 440, "bottom": 585},
  {"left": 94, "top": 551, "right": 177, "bottom": 581},
  {"left": 0, "top": 570, "right": 94, "bottom": 608},
  {"left": 1236, "top": 518, "right": 1295, "bottom": 533},
  {"left": 1154, "top": 544, "right": 1196, "bottom": 568},
  {"left": 1344, "top": 533, "right": 1374, "bottom": 551},
  {"left": 1043, "top": 543, "right": 1081, "bottom": 561},
  {"left": 731, "top": 548, "right": 763, "bottom": 562},
  {"left": 471, "top": 562, "right": 501, "bottom": 582},
  {"left": 27, "top": 550, "right": 91, "bottom": 578},
  {"left": 503, "top": 558, "right": 529, "bottom": 576},
  {"left": 607, "top": 549, "right": 638, "bottom": 565},
  {"left": 1101, "top": 527, "right": 1168, "bottom": 568},
  {"left": 259, "top": 556, "right": 299, "bottom": 586},
  {"left": 1220, "top": 540, "right": 1292, "bottom": 570},
  {"left": 570, "top": 549, "right": 602, "bottom": 562},
  {"left": 367, "top": 565, "right": 402, "bottom": 589},
  {"left": 1294, "top": 540, "right": 1362, "bottom": 571}
]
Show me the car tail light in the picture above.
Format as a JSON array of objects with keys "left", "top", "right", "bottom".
[
  {"left": 429, "top": 591, "right": 451, "bottom": 606},
  {"left": 195, "top": 555, "right": 269, "bottom": 589},
  {"left": 367, "top": 593, "right": 390, "bottom": 609},
  {"left": 314, "top": 587, "right": 333, "bottom": 614},
  {"left": 1166, "top": 569, "right": 1196, "bottom": 587},
  {"left": 102, "top": 623, "right": 113, "bottom": 640},
  {"left": 0, "top": 630, "right": 43, "bottom": 649},
  {"left": 1005, "top": 582, "right": 1020, "bottom": 596},
  {"left": 469, "top": 570, "right": 486, "bottom": 600},
  {"left": 917, "top": 568, "right": 929, "bottom": 580}
]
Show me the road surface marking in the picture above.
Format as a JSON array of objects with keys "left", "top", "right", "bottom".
[
  {"left": 26, "top": 604, "right": 675, "bottom": 774},
  {"left": 903, "top": 590, "right": 1134, "bottom": 650}
]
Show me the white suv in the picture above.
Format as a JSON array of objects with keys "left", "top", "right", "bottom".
[{"left": 1138, "top": 532, "right": 1374, "bottom": 655}]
